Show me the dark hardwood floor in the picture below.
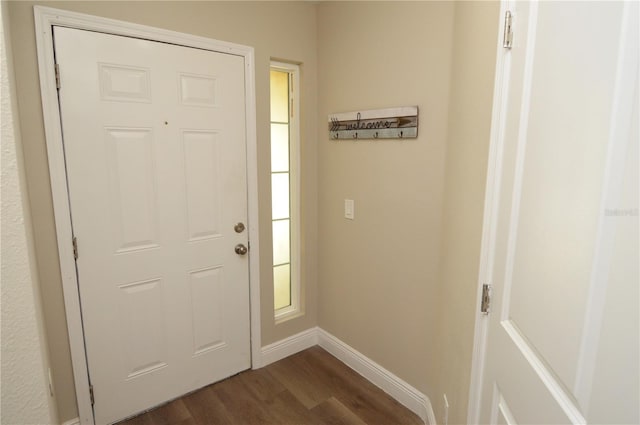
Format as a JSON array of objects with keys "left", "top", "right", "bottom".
[{"left": 118, "top": 346, "right": 423, "bottom": 425}]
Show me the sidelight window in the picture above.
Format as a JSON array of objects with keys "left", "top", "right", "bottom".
[{"left": 270, "top": 62, "right": 300, "bottom": 320}]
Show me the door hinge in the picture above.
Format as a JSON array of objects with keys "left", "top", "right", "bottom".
[
  {"left": 55, "top": 63, "right": 61, "bottom": 89},
  {"left": 503, "top": 10, "right": 513, "bottom": 49},
  {"left": 89, "top": 384, "right": 95, "bottom": 406},
  {"left": 481, "top": 284, "right": 492, "bottom": 314},
  {"left": 72, "top": 236, "right": 78, "bottom": 260}
]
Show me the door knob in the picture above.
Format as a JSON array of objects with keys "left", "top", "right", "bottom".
[
  {"left": 234, "top": 222, "right": 245, "bottom": 233},
  {"left": 234, "top": 244, "right": 248, "bottom": 255}
]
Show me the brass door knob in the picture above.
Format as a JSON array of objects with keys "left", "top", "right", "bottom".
[{"left": 234, "top": 244, "right": 248, "bottom": 255}]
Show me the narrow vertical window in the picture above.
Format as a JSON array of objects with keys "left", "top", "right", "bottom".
[{"left": 270, "top": 62, "right": 300, "bottom": 320}]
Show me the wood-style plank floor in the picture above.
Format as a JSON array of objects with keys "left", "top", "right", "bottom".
[{"left": 118, "top": 346, "right": 423, "bottom": 425}]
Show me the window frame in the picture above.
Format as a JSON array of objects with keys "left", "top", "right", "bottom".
[{"left": 270, "top": 61, "right": 301, "bottom": 322}]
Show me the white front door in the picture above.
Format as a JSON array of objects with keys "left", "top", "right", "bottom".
[
  {"left": 54, "top": 26, "right": 251, "bottom": 424},
  {"left": 476, "top": 1, "right": 638, "bottom": 424}
]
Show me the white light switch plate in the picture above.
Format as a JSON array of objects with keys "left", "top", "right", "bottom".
[{"left": 344, "top": 199, "right": 354, "bottom": 219}]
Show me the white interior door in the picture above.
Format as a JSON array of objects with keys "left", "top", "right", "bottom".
[
  {"left": 476, "top": 1, "right": 638, "bottom": 424},
  {"left": 54, "top": 26, "right": 251, "bottom": 424}
]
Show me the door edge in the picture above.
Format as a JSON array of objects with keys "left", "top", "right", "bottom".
[{"left": 466, "top": 1, "right": 513, "bottom": 423}]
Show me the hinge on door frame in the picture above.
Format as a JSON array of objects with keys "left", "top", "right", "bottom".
[
  {"left": 481, "top": 284, "right": 491, "bottom": 314},
  {"left": 503, "top": 10, "right": 513, "bottom": 49},
  {"left": 55, "top": 63, "right": 61, "bottom": 89},
  {"left": 89, "top": 384, "right": 95, "bottom": 406},
  {"left": 72, "top": 236, "right": 78, "bottom": 260}
]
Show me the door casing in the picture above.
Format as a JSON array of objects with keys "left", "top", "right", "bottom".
[
  {"left": 34, "top": 7, "right": 262, "bottom": 424},
  {"left": 466, "top": 2, "right": 512, "bottom": 421}
]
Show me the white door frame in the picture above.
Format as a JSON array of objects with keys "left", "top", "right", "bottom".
[
  {"left": 34, "top": 7, "right": 261, "bottom": 424},
  {"left": 466, "top": 2, "right": 512, "bottom": 422}
]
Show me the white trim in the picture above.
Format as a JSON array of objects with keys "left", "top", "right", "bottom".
[
  {"left": 261, "top": 328, "right": 434, "bottom": 424},
  {"left": 62, "top": 418, "right": 81, "bottom": 425},
  {"left": 260, "top": 327, "right": 319, "bottom": 366},
  {"left": 33, "top": 6, "right": 260, "bottom": 424},
  {"left": 467, "top": 1, "right": 514, "bottom": 423},
  {"left": 317, "top": 329, "right": 434, "bottom": 425},
  {"left": 245, "top": 29, "right": 262, "bottom": 371}
]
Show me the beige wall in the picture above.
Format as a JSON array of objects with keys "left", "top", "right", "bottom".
[
  {"left": 316, "top": 0, "right": 456, "bottom": 399},
  {"left": 434, "top": 2, "right": 499, "bottom": 423},
  {"left": 6, "top": 2, "right": 318, "bottom": 421},
  {"left": 316, "top": 2, "right": 498, "bottom": 421},
  {"left": 1, "top": 2, "right": 57, "bottom": 422}
]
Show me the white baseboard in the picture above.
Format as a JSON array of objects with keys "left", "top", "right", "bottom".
[
  {"left": 317, "top": 328, "right": 435, "bottom": 425},
  {"left": 261, "top": 326, "right": 435, "bottom": 424},
  {"left": 260, "top": 327, "right": 319, "bottom": 367},
  {"left": 62, "top": 418, "right": 80, "bottom": 425}
]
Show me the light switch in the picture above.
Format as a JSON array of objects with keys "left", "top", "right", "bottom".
[{"left": 344, "top": 199, "right": 354, "bottom": 220}]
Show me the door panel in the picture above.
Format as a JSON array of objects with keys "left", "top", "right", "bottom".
[
  {"left": 507, "top": 1, "right": 621, "bottom": 389},
  {"left": 479, "top": 1, "right": 638, "bottom": 424},
  {"left": 182, "top": 130, "right": 222, "bottom": 241},
  {"left": 54, "top": 26, "right": 250, "bottom": 424},
  {"left": 189, "top": 266, "right": 225, "bottom": 355},
  {"left": 119, "top": 278, "right": 167, "bottom": 379},
  {"left": 106, "top": 127, "right": 160, "bottom": 253}
]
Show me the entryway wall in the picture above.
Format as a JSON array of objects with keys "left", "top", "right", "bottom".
[
  {"left": 5, "top": 2, "right": 499, "bottom": 423},
  {"left": 316, "top": 0, "right": 455, "bottom": 411},
  {"left": 316, "top": 3, "right": 498, "bottom": 424}
]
